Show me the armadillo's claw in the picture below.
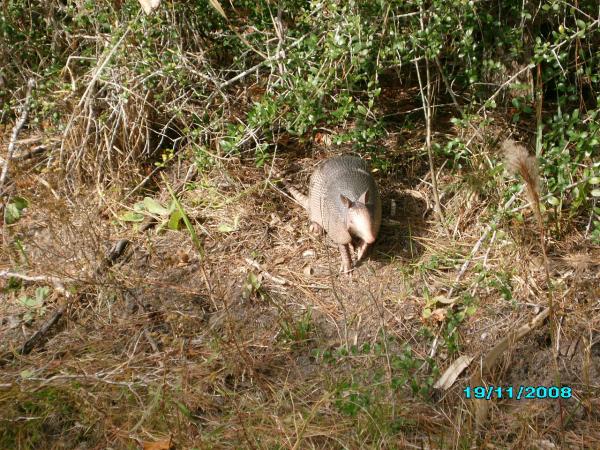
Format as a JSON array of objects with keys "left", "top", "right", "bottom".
[
  {"left": 339, "top": 262, "right": 354, "bottom": 276},
  {"left": 356, "top": 240, "right": 370, "bottom": 262}
]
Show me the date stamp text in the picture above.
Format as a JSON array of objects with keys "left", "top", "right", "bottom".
[{"left": 463, "top": 385, "right": 572, "bottom": 400}]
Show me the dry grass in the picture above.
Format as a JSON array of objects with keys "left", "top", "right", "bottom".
[
  {"left": 2, "top": 108, "right": 600, "bottom": 449},
  {"left": 2, "top": 1, "right": 599, "bottom": 447}
]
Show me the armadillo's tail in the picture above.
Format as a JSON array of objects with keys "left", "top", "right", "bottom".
[
  {"left": 285, "top": 182, "right": 309, "bottom": 210},
  {"left": 272, "top": 169, "right": 309, "bottom": 210}
]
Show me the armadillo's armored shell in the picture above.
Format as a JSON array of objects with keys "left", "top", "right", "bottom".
[{"left": 308, "top": 155, "right": 382, "bottom": 245}]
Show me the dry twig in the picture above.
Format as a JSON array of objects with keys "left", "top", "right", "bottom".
[
  {"left": 415, "top": 6, "right": 443, "bottom": 223},
  {"left": 0, "top": 78, "right": 35, "bottom": 196}
]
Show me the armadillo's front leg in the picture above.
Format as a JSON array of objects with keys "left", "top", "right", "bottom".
[
  {"left": 356, "top": 240, "right": 370, "bottom": 262},
  {"left": 338, "top": 243, "right": 353, "bottom": 273},
  {"left": 309, "top": 222, "right": 324, "bottom": 235},
  {"left": 347, "top": 241, "right": 355, "bottom": 254}
]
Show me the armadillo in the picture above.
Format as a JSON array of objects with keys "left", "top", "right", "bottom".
[{"left": 280, "top": 155, "right": 382, "bottom": 273}]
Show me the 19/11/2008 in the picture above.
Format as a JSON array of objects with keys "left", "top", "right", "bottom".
[{"left": 463, "top": 385, "right": 572, "bottom": 400}]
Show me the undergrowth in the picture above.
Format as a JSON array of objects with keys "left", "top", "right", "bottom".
[{"left": 1, "top": 0, "right": 599, "bottom": 448}]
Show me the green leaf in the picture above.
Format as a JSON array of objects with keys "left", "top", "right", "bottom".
[
  {"left": 591, "top": 189, "right": 600, "bottom": 198},
  {"left": 241, "top": 272, "right": 261, "bottom": 300},
  {"left": 20, "top": 369, "right": 34, "bottom": 379},
  {"left": 4, "top": 203, "right": 21, "bottom": 224},
  {"left": 248, "top": 272, "right": 261, "bottom": 290},
  {"left": 547, "top": 196, "right": 560, "bottom": 206},
  {"left": 174, "top": 400, "right": 193, "bottom": 418},
  {"left": 18, "top": 295, "right": 43, "bottom": 309},
  {"left": 133, "top": 201, "right": 146, "bottom": 212},
  {"left": 162, "top": 173, "right": 204, "bottom": 257},
  {"left": 4, "top": 194, "right": 29, "bottom": 223},
  {"left": 143, "top": 197, "right": 171, "bottom": 215},
  {"left": 217, "top": 216, "right": 239, "bottom": 233},
  {"left": 119, "top": 211, "right": 145, "bottom": 222},
  {"left": 589, "top": 177, "right": 600, "bottom": 185},
  {"left": 167, "top": 208, "right": 183, "bottom": 230},
  {"left": 35, "top": 286, "right": 50, "bottom": 302},
  {"left": 12, "top": 196, "right": 29, "bottom": 210}
]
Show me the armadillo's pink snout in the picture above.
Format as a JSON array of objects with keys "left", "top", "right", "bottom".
[
  {"left": 359, "top": 224, "right": 377, "bottom": 243},
  {"left": 364, "top": 232, "right": 376, "bottom": 244},
  {"left": 352, "top": 209, "right": 378, "bottom": 244}
]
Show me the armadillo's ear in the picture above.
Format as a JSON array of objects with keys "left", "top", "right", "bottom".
[
  {"left": 357, "top": 190, "right": 369, "bottom": 204},
  {"left": 340, "top": 194, "right": 353, "bottom": 208}
]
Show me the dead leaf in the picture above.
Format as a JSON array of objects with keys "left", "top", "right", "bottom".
[
  {"left": 431, "top": 308, "right": 447, "bottom": 322},
  {"left": 434, "top": 295, "right": 458, "bottom": 305},
  {"left": 138, "top": 0, "right": 160, "bottom": 14},
  {"left": 208, "top": 0, "right": 227, "bottom": 19},
  {"left": 273, "top": 256, "right": 286, "bottom": 265},
  {"left": 269, "top": 213, "right": 282, "bottom": 227},
  {"left": 434, "top": 355, "right": 474, "bottom": 390},
  {"left": 176, "top": 250, "right": 189, "bottom": 264},
  {"left": 142, "top": 437, "right": 173, "bottom": 450},
  {"left": 314, "top": 132, "right": 332, "bottom": 146}
]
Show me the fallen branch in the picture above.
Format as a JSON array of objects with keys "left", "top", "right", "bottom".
[
  {"left": 20, "top": 304, "right": 67, "bottom": 355},
  {"left": 434, "top": 354, "right": 474, "bottom": 390},
  {"left": 0, "top": 78, "right": 35, "bottom": 196},
  {"left": 0, "top": 270, "right": 70, "bottom": 287},
  {"left": 13, "top": 145, "right": 49, "bottom": 161}
]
